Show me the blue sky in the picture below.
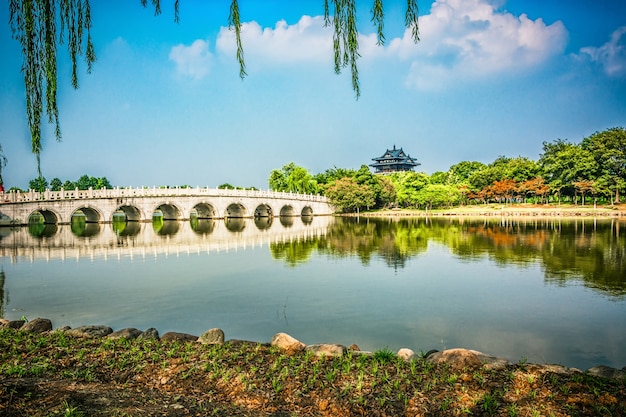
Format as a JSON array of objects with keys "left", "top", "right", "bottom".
[{"left": 1, "top": 0, "right": 625, "bottom": 189}]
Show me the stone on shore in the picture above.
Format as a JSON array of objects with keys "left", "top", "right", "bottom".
[
  {"left": 397, "top": 348, "right": 415, "bottom": 361},
  {"left": 198, "top": 328, "right": 225, "bottom": 345},
  {"left": 426, "top": 348, "right": 510, "bottom": 370},
  {"left": 306, "top": 344, "right": 346, "bottom": 357},
  {"left": 108, "top": 328, "right": 143, "bottom": 340},
  {"left": 64, "top": 325, "right": 113, "bottom": 338},
  {"left": 161, "top": 332, "right": 198, "bottom": 343},
  {"left": 20, "top": 318, "right": 53, "bottom": 333},
  {"left": 271, "top": 333, "right": 306, "bottom": 355},
  {"left": 587, "top": 365, "right": 626, "bottom": 380},
  {"left": 1, "top": 319, "right": 25, "bottom": 329},
  {"left": 138, "top": 328, "right": 160, "bottom": 340}
]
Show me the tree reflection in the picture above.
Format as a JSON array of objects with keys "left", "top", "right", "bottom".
[{"left": 270, "top": 216, "right": 626, "bottom": 298}]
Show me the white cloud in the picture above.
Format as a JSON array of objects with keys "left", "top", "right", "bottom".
[
  {"left": 390, "top": 0, "right": 568, "bottom": 90},
  {"left": 580, "top": 26, "right": 626, "bottom": 77},
  {"left": 209, "top": 0, "right": 568, "bottom": 89},
  {"left": 169, "top": 39, "right": 213, "bottom": 80},
  {"left": 216, "top": 16, "right": 332, "bottom": 66}
]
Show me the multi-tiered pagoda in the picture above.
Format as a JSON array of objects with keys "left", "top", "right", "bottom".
[{"left": 370, "top": 145, "right": 420, "bottom": 174}]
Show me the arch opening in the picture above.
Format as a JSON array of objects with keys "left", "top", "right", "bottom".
[
  {"left": 72, "top": 207, "right": 101, "bottom": 223},
  {"left": 279, "top": 216, "right": 294, "bottom": 228},
  {"left": 154, "top": 204, "right": 181, "bottom": 221},
  {"left": 27, "top": 210, "right": 58, "bottom": 237},
  {"left": 301, "top": 206, "right": 313, "bottom": 216},
  {"left": 254, "top": 216, "right": 273, "bottom": 230},
  {"left": 279, "top": 205, "right": 296, "bottom": 217},
  {"left": 112, "top": 206, "right": 142, "bottom": 236},
  {"left": 225, "top": 203, "right": 248, "bottom": 219},
  {"left": 192, "top": 203, "right": 217, "bottom": 219},
  {"left": 254, "top": 204, "right": 272, "bottom": 218},
  {"left": 225, "top": 217, "right": 246, "bottom": 232}
]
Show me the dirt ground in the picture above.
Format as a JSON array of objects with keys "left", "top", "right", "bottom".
[{"left": 1, "top": 330, "right": 625, "bottom": 417}]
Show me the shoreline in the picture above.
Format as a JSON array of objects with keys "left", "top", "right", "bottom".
[
  {"left": 342, "top": 203, "right": 626, "bottom": 218},
  {"left": 2, "top": 317, "right": 624, "bottom": 380}
]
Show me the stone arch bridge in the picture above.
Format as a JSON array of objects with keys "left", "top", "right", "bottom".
[{"left": 0, "top": 187, "right": 333, "bottom": 226}]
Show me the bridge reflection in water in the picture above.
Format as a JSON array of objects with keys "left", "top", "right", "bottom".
[{"left": 0, "top": 215, "right": 333, "bottom": 263}]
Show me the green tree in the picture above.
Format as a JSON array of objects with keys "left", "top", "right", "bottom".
[
  {"left": 540, "top": 139, "right": 598, "bottom": 203},
  {"left": 325, "top": 177, "right": 375, "bottom": 213},
  {"left": 49, "top": 177, "right": 62, "bottom": 191},
  {"left": 581, "top": 127, "right": 626, "bottom": 204},
  {"left": 269, "top": 163, "right": 318, "bottom": 194},
  {"left": 8, "top": 0, "right": 420, "bottom": 172},
  {"left": 390, "top": 171, "right": 429, "bottom": 207},
  {"left": 29, "top": 176, "right": 48, "bottom": 192},
  {"left": 448, "top": 161, "right": 486, "bottom": 184},
  {"left": 415, "top": 184, "right": 461, "bottom": 210}
]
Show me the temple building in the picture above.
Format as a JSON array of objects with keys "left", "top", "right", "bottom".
[{"left": 370, "top": 145, "right": 420, "bottom": 174}]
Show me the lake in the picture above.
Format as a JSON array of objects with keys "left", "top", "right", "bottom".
[{"left": 1, "top": 215, "right": 625, "bottom": 371}]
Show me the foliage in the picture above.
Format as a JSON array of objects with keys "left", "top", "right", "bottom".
[
  {"left": 29, "top": 175, "right": 112, "bottom": 191},
  {"left": 324, "top": 177, "right": 375, "bottom": 212},
  {"left": 581, "top": 127, "right": 626, "bottom": 203},
  {"left": 268, "top": 163, "right": 318, "bottom": 194},
  {"left": 29, "top": 176, "right": 48, "bottom": 192}
]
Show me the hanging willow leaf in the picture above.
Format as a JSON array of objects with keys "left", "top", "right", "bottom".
[
  {"left": 228, "top": 0, "right": 247, "bottom": 79},
  {"left": 371, "top": 0, "right": 385, "bottom": 46},
  {"left": 8, "top": 0, "right": 419, "bottom": 175}
]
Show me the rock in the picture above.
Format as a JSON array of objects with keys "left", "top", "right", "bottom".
[
  {"left": 306, "top": 344, "right": 346, "bottom": 357},
  {"left": 198, "top": 328, "right": 225, "bottom": 345},
  {"left": 426, "top": 348, "right": 481, "bottom": 369},
  {"left": 587, "top": 365, "right": 626, "bottom": 380},
  {"left": 397, "top": 348, "right": 415, "bottom": 361},
  {"left": 349, "top": 344, "right": 361, "bottom": 351},
  {"left": 21, "top": 318, "right": 52, "bottom": 333},
  {"left": 3, "top": 320, "right": 25, "bottom": 329},
  {"left": 108, "top": 328, "right": 142, "bottom": 340},
  {"left": 161, "top": 332, "right": 198, "bottom": 343},
  {"left": 65, "top": 325, "right": 113, "bottom": 338},
  {"left": 271, "top": 333, "right": 306, "bottom": 355},
  {"left": 138, "top": 328, "right": 160, "bottom": 340},
  {"left": 0, "top": 319, "right": 8, "bottom": 327}
]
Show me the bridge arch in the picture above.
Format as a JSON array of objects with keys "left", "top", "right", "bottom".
[
  {"left": 154, "top": 203, "right": 181, "bottom": 221},
  {"left": 192, "top": 202, "right": 218, "bottom": 219},
  {"left": 254, "top": 204, "right": 272, "bottom": 218},
  {"left": 114, "top": 205, "right": 143, "bottom": 222},
  {"left": 72, "top": 206, "right": 102, "bottom": 223},
  {"left": 29, "top": 208, "right": 60, "bottom": 224},
  {"left": 225, "top": 203, "right": 248, "bottom": 218},
  {"left": 301, "top": 205, "right": 313, "bottom": 216},
  {"left": 279, "top": 205, "right": 296, "bottom": 217}
]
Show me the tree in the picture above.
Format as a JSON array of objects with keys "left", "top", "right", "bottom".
[
  {"left": 581, "top": 127, "right": 626, "bottom": 204},
  {"left": 539, "top": 139, "right": 597, "bottom": 203},
  {"left": 269, "top": 162, "right": 317, "bottom": 194},
  {"left": 8, "top": 1, "right": 420, "bottom": 173},
  {"left": 325, "top": 177, "right": 375, "bottom": 213},
  {"left": 389, "top": 171, "right": 429, "bottom": 208},
  {"left": 49, "top": 177, "right": 62, "bottom": 191},
  {"left": 415, "top": 184, "right": 461, "bottom": 210},
  {"left": 29, "top": 176, "right": 48, "bottom": 192}
]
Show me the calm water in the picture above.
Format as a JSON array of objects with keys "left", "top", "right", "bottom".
[{"left": 1, "top": 215, "right": 625, "bottom": 370}]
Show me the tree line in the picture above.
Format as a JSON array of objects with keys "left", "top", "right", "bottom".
[{"left": 268, "top": 127, "right": 626, "bottom": 212}]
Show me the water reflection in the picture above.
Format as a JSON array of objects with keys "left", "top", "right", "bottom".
[{"left": 270, "top": 217, "right": 626, "bottom": 298}]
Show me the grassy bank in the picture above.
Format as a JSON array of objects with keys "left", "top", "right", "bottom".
[
  {"left": 1, "top": 329, "right": 625, "bottom": 416},
  {"left": 350, "top": 203, "right": 626, "bottom": 217}
]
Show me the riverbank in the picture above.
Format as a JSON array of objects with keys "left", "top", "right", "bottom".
[
  {"left": 349, "top": 203, "right": 626, "bottom": 217},
  {"left": 1, "top": 320, "right": 625, "bottom": 416}
]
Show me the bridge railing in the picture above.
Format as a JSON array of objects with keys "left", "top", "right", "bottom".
[{"left": 0, "top": 187, "right": 328, "bottom": 204}]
